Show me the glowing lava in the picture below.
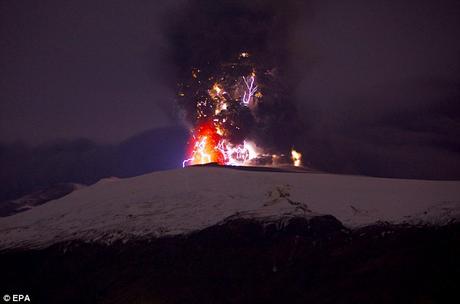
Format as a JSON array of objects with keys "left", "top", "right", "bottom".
[
  {"left": 182, "top": 122, "right": 260, "bottom": 167},
  {"left": 182, "top": 122, "right": 223, "bottom": 167},
  {"left": 291, "top": 149, "right": 302, "bottom": 167}
]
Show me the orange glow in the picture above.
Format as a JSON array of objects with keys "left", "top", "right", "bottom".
[
  {"left": 291, "top": 149, "right": 302, "bottom": 167},
  {"left": 209, "top": 83, "right": 224, "bottom": 98},
  {"left": 183, "top": 122, "right": 224, "bottom": 167}
]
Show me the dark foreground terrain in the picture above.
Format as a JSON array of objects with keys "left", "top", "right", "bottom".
[{"left": 1, "top": 216, "right": 459, "bottom": 304}]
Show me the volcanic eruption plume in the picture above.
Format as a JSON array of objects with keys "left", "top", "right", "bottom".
[{"left": 168, "top": 0, "right": 305, "bottom": 167}]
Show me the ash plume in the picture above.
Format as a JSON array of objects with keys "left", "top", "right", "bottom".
[{"left": 167, "top": 0, "right": 306, "bottom": 162}]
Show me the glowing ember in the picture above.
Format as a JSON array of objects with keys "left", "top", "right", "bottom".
[{"left": 291, "top": 149, "right": 302, "bottom": 167}]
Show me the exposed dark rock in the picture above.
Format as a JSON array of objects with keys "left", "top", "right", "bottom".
[{"left": 0, "top": 216, "right": 459, "bottom": 304}]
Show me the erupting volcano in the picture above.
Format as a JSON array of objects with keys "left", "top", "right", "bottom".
[
  {"left": 169, "top": 0, "right": 306, "bottom": 169},
  {"left": 180, "top": 52, "right": 301, "bottom": 168}
]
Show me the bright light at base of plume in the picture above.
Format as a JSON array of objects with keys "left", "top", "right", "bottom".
[
  {"left": 218, "top": 139, "right": 259, "bottom": 166},
  {"left": 291, "top": 149, "right": 302, "bottom": 167},
  {"left": 182, "top": 122, "right": 260, "bottom": 167}
]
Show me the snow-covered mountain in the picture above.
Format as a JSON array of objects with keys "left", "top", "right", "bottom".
[{"left": 1, "top": 166, "right": 459, "bottom": 250}]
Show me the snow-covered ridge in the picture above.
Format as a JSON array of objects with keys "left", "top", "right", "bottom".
[{"left": 0, "top": 167, "right": 459, "bottom": 249}]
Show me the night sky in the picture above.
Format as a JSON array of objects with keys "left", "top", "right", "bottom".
[{"left": 1, "top": 0, "right": 460, "bottom": 200}]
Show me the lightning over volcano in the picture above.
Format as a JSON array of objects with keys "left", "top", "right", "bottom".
[{"left": 168, "top": 0, "right": 305, "bottom": 167}]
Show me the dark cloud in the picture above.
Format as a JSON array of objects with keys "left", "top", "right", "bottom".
[
  {"left": 289, "top": 0, "right": 460, "bottom": 179},
  {"left": 165, "top": 0, "right": 460, "bottom": 178},
  {"left": 167, "top": 0, "right": 308, "bottom": 153}
]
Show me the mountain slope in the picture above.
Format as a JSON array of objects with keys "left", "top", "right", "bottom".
[
  {"left": 0, "top": 166, "right": 459, "bottom": 249},
  {"left": 1, "top": 217, "right": 459, "bottom": 304},
  {"left": 1, "top": 166, "right": 460, "bottom": 303}
]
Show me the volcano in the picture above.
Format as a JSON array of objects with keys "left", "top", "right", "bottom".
[{"left": 1, "top": 166, "right": 460, "bottom": 303}]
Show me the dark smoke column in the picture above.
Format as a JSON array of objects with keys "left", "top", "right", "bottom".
[{"left": 167, "top": 0, "right": 305, "bottom": 166}]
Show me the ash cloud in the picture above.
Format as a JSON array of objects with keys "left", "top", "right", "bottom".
[
  {"left": 290, "top": 0, "right": 460, "bottom": 179},
  {"left": 166, "top": 0, "right": 460, "bottom": 178},
  {"left": 166, "top": 0, "right": 307, "bottom": 153}
]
